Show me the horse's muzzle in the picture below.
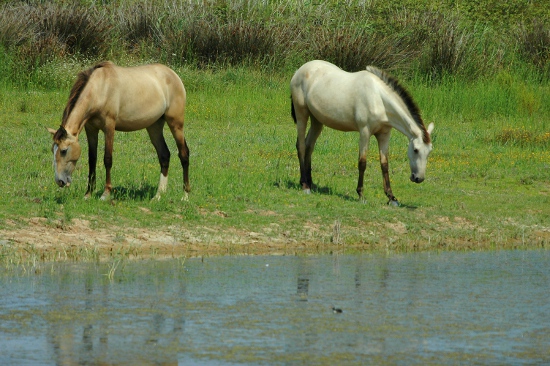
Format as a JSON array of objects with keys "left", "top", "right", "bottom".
[
  {"left": 55, "top": 177, "right": 71, "bottom": 188},
  {"left": 410, "top": 174, "right": 424, "bottom": 184}
]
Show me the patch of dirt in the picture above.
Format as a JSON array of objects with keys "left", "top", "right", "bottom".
[
  {"left": 0, "top": 217, "right": 329, "bottom": 260},
  {"left": 385, "top": 221, "right": 408, "bottom": 235}
]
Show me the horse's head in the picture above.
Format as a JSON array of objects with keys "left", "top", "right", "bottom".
[
  {"left": 47, "top": 126, "right": 81, "bottom": 188},
  {"left": 408, "top": 123, "right": 434, "bottom": 183}
]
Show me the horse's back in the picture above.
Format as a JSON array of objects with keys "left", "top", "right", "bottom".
[
  {"left": 290, "top": 60, "right": 342, "bottom": 93},
  {"left": 291, "top": 60, "right": 383, "bottom": 131},
  {"left": 88, "top": 63, "right": 185, "bottom": 131},
  {"left": 111, "top": 63, "right": 185, "bottom": 100}
]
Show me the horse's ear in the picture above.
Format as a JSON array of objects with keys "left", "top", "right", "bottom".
[
  {"left": 427, "top": 123, "right": 434, "bottom": 135},
  {"left": 48, "top": 126, "right": 68, "bottom": 142}
]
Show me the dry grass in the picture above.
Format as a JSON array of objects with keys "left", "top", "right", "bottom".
[
  {"left": 1, "top": 1, "right": 548, "bottom": 80},
  {"left": 494, "top": 127, "right": 550, "bottom": 147}
]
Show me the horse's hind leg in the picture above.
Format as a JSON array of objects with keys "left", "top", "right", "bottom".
[
  {"left": 304, "top": 116, "right": 324, "bottom": 189},
  {"left": 165, "top": 116, "right": 190, "bottom": 197},
  {"left": 293, "top": 99, "right": 312, "bottom": 193},
  {"left": 146, "top": 119, "right": 171, "bottom": 200}
]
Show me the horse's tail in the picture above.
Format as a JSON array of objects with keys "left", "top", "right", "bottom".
[{"left": 290, "top": 95, "right": 297, "bottom": 124}]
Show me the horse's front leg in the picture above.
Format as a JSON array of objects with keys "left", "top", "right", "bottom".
[
  {"left": 375, "top": 131, "right": 399, "bottom": 206},
  {"left": 356, "top": 128, "right": 370, "bottom": 200},
  {"left": 101, "top": 128, "right": 115, "bottom": 201},
  {"left": 84, "top": 126, "right": 99, "bottom": 200}
]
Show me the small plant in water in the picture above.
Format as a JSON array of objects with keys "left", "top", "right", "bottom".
[
  {"left": 331, "top": 219, "right": 342, "bottom": 245},
  {"left": 104, "top": 258, "right": 122, "bottom": 281}
]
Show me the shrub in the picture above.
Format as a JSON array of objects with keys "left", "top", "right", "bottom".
[
  {"left": 117, "top": 2, "right": 163, "bottom": 48},
  {"left": 0, "top": 0, "right": 548, "bottom": 82},
  {"left": 518, "top": 20, "right": 550, "bottom": 77},
  {"left": 1, "top": 2, "right": 111, "bottom": 75},
  {"left": 419, "top": 13, "right": 495, "bottom": 80},
  {"left": 35, "top": 3, "right": 111, "bottom": 57},
  {"left": 0, "top": 3, "right": 33, "bottom": 47}
]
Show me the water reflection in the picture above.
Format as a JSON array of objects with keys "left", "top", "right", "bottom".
[
  {"left": 296, "top": 257, "right": 310, "bottom": 301},
  {"left": 0, "top": 250, "right": 549, "bottom": 365},
  {"left": 34, "top": 264, "right": 185, "bottom": 365}
]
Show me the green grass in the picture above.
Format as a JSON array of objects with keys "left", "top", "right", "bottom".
[{"left": 0, "top": 64, "right": 548, "bottom": 263}]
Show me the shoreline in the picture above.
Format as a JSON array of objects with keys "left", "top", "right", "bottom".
[{"left": 1, "top": 217, "right": 548, "bottom": 263}]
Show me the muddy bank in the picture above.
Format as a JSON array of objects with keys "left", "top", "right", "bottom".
[{"left": 1, "top": 217, "right": 548, "bottom": 262}]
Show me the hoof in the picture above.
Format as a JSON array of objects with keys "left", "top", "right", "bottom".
[
  {"left": 100, "top": 192, "right": 110, "bottom": 201},
  {"left": 388, "top": 199, "right": 400, "bottom": 207},
  {"left": 303, "top": 188, "right": 311, "bottom": 194},
  {"left": 181, "top": 192, "right": 189, "bottom": 202}
]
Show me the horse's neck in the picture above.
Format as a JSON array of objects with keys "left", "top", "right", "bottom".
[
  {"left": 391, "top": 117, "right": 422, "bottom": 141},
  {"left": 382, "top": 94, "right": 422, "bottom": 141},
  {"left": 64, "top": 99, "right": 91, "bottom": 137}
]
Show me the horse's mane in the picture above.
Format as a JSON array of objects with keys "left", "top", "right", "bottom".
[
  {"left": 366, "top": 66, "right": 430, "bottom": 144},
  {"left": 56, "top": 61, "right": 113, "bottom": 140}
]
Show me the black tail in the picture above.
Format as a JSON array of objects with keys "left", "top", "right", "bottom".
[{"left": 290, "top": 95, "right": 297, "bottom": 124}]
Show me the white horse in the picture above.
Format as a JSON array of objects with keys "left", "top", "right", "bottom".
[{"left": 290, "top": 60, "right": 434, "bottom": 205}]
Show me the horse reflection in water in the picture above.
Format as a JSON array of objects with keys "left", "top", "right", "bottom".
[
  {"left": 48, "top": 61, "right": 190, "bottom": 201},
  {"left": 47, "top": 274, "right": 185, "bottom": 365},
  {"left": 291, "top": 60, "right": 434, "bottom": 205}
]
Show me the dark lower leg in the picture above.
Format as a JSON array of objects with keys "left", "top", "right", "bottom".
[
  {"left": 180, "top": 139, "right": 190, "bottom": 192},
  {"left": 381, "top": 161, "right": 397, "bottom": 202},
  {"left": 356, "top": 159, "right": 366, "bottom": 198},
  {"left": 158, "top": 147, "right": 171, "bottom": 177},
  {"left": 103, "top": 153, "right": 112, "bottom": 196},
  {"left": 86, "top": 151, "right": 97, "bottom": 197},
  {"left": 296, "top": 139, "right": 310, "bottom": 190},
  {"left": 85, "top": 130, "right": 98, "bottom": 198},
  {"left": 304, "top": 146, "right": 313, "bottom": 188}
]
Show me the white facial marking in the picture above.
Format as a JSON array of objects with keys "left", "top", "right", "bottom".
[{"left": 53, "top": 145, "right": 58, "bottom": 171}]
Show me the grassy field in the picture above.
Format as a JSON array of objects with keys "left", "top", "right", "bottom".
[
  {"left": 0, "top": 64, "right": 548, "bottom": 264},
  {"left": 0, "top": 0, "right": 549, "bottom": 263}
]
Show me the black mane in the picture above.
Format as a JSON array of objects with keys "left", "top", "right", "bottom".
[
  {"left": 61, "top": 61, "right": 112, "bottom": 127},
  {"left": 366, "top": 66, "right": 430, "bottom": 143}
]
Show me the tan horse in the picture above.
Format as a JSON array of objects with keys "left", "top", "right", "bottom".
[
  {"left": 47, "top": 61, "right": 190, "bottom": 200},
  {"left": 290, "top": 60, "right": 434, "bottom": 205}
]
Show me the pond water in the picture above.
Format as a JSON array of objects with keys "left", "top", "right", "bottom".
[{"left": 1, "top": 250, "right": 549, "bottom": 365}]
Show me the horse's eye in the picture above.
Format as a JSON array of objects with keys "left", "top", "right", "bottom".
[
  {"left": 413, "top": 148, "right": 419, "bottom": 154},
  {"left": 60, "top": 149, "right": 68, "bottom": 157}
]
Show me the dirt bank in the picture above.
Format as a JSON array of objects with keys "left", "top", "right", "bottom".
[{"left": 1, "top": 216, "right": 549, "bottom": 262}]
